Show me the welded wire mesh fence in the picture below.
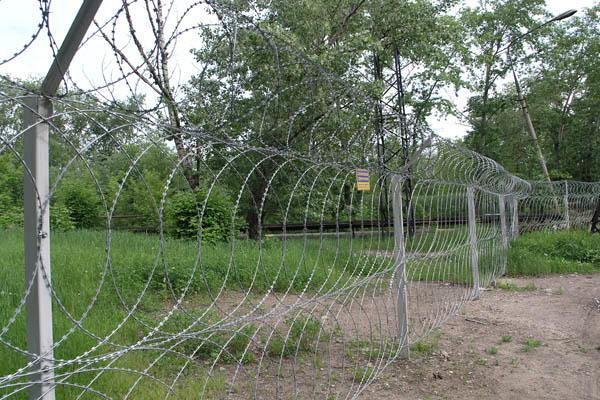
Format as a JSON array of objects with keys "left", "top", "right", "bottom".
[{"left": 1, "top": 2, "right": 600, "bottom": 399}]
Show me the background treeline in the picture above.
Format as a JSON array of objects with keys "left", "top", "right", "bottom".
[
  {"left": 1, "top": 0, "right": 599, "bottom": 236},
  {"left": 461, "top": 1, "right": 600, "bottom": 181}
]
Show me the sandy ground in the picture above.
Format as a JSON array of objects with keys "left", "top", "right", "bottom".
[{"left": 363, "top": 273, "right": 600, "bottom": 400}]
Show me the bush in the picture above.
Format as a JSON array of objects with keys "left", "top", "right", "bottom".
[
  {"left": 59, "top": 181, "right": 101, "bottom": 229},
  {"left": 50, "top": 203, "right": 75, "bottom": 231},
  {"left": 0, "top": 196, "right": 74, "bottom": 232},
  {"left": 167, "top": 187, "right": 241, "bottom": 243},
  {"left": 0, "top": 202, "right": 22, "bottom": 229}
]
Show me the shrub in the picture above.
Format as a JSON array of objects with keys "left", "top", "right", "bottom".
[
  {"left": 0, "top": 197, "right": 74, "bottom": 231},
  {"left": 59, "top": 181, "right": 101, "bottom": 229},
  {"left": 167, "top": 186, "right": 242, "bottom": 243},
  {"left": 50, "top": 203, "right": 75, "bottom": 231},
  {"left": 0, "top": 191, "right": 22, "bottom": 229}
]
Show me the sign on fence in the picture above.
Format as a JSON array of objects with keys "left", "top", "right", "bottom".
[{"left": 355, "top": 168, "right": 370, "bottom": 191}]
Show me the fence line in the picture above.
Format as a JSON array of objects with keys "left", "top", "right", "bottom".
[{"left": 1, "top": 2, "right": 600, "bottom": 399}]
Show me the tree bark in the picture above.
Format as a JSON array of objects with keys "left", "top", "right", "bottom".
[
  {"left": 155, "top": 1, "right": 198, "bottom": 189},
  {"left": 591, "top": 196, "right": 600, "bottom": 234},
  {"left": 245, "top": 171, "right": 270, "bottom": 240}
]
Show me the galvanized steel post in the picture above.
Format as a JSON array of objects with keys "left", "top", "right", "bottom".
[
  {"left": 467, "top": 186, "right": 480, "bottom": 300},
  {"left": 392, "top": 175, "right": 409, "bottom": 358},
  {"left": 23, "top": 1, "right": 103, "bottom": 398},
  {"left": 498, "top": 194, "right": 508, "bottom": 275}
]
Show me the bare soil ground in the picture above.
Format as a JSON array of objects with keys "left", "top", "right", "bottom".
[{"left": 363, "top": 273, "right": 600, "bottom": 400}]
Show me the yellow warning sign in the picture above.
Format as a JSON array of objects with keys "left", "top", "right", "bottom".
[{"left": 356, "top": 168, "right": 370, "bottom": 191}]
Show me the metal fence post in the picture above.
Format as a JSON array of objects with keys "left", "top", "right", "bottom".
[
  {"left": 23, "top": 96, "right": 56, "bottom": 400},
  {"left": 563, "top": 181, "right": 570, "bottom": 229},
  {"left": 391, "top": 175, "right": 409, "bottom": 358},
  {"left": 511, "top": 196, "right": 519, "bottom": 238},
  {"left": 21, "top": 3, "right": 104, "bottom": 398},
  {"left": 467, "top": 186, "right": 480, "bottom": 300},
  {"left": 498, "top": 194, "right": 508, "bottom": 275}
]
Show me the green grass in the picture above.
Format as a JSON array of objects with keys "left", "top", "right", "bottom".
[
  {"left": 1, "top": 228, "right": 392, "bottom": 298},
  {"left": 353, "top": 366, "right": 375, "bottom": 382},
  {"left": 266, "top": 316, "right": 323, "bottom": 358},
  {"left": 486, "top": 346, "right": 498, "bottom": 355},
  {"left": 346, "top": 338, "right": 403, "bottom": 361},
  {"left": 521, "top": 338, "right": 542, "bottom": 352},
  {"left": 507, "top": 230, "right": 600, "bottom": 276},
  {"left": 500, "top": 335, "right": 513, "bottom": 343},
  {"left": 0, "top": 228, "right": 353, "bottom": 398},
  {"left": 497, "top": 281, "right": 537, "bottom": 292},
  {"left": 405, "top": 226, "right": 470, "bottom": 254},
  {"left": 3, "top": 227, "right": 596, "bottom": 397},
  {"left": 406, "top": 232, "right": 504, "bottom": 287},
  {"left": 409, "top": 329, "right": 443, "bottom": 355}
]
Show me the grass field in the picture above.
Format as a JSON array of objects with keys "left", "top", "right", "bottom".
[
  {"left": 1, "top": 227, "right": 598, "bottom": 398},
  {"left": 0, "top": 228, "right": 396, "bottom": 399},
  {"left": 507, "top": 230, "right": 600, "bottom": 276}
]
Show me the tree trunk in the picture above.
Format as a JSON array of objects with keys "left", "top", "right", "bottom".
[
  {"left": 591, "top": 196, "right": 600, "bottom": 234},
  {"left": 246, "top": 207, "right": 262, "bottom": 240},
  {"left": 245, "top": 173, "right": 269, "bottom": 240},
  {"left": 156, "top": 1, "right": 198, "bottom": 189}
]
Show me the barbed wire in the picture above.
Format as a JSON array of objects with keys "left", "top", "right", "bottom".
[{"left": 0, "top": 1, "right": 599, "bottom": 399}]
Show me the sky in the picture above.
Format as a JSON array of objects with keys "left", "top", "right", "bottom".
[{"left": 0, "top": 0, "right": 597, "bottom": 139}]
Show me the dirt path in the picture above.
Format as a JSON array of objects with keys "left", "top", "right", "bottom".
[{"left": 363, "top": 273, "right": 600, "bottom": 400}]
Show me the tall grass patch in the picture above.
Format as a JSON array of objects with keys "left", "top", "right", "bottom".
[{"left": 507, "top": 230, "right": 600, "bottom": 276}]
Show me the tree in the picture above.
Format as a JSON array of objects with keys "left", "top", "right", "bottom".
[
  {"left": 465, "top": 5, "right": 600, "bottom": 182},
  {"left": 185, "top": 0, "right": 470, "bottom": 237},
  {"left": 461, "top": 0, "right": 548, "bottom": 155}
]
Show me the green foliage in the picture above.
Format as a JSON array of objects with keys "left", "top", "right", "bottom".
[
  {"left": 409, "top": 329, "right": 443, "bottom": 355},
  {"left": 0, "top": 154, "right": 23, "bottom": 229},
  {"left": 58, "top": 179, "right": 101, "bottom": 229},
  {"left": 501, "top": 335, "right": 513, "bottom": 343},
  {"left": 409, "top": 341, "right": 437, "bottom": 354},
  {"left": 164, "top": 312, "right": 257, "bottom": 364},
  {"left": 50, "top": 203, "right": 75, "bottom": 231},
  {"left": 0, "top": 202, "right": 22, "bottom": 229},
  {"left": 497, "top": 281, "right": 537, "bottom": 292},
  {"left": 353, "top": 366, "right": 375, "bottom": 382},
  {"left": 167, "top": 187, "right": 241, "bottom": 243},
  {"left": 521, "top": 338, "right": 542, "bottom": 352},
  {"left": 549, "top": 170, "right": 573, "bottom": 181},
  {"left": 508, "top": 230, "right": 600, "bottom": 276},
  {"left": 464, "top": 5, "right": 600, "bottom": 181},
  {"left": 267, "top": 316, "right": 323, "bottom": 357},
  {"left": 0, "top": 229, "right": 359, "bottom": 398},
  {"left": 0, "top": 155, "right": 22, "bottom": 204}
]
